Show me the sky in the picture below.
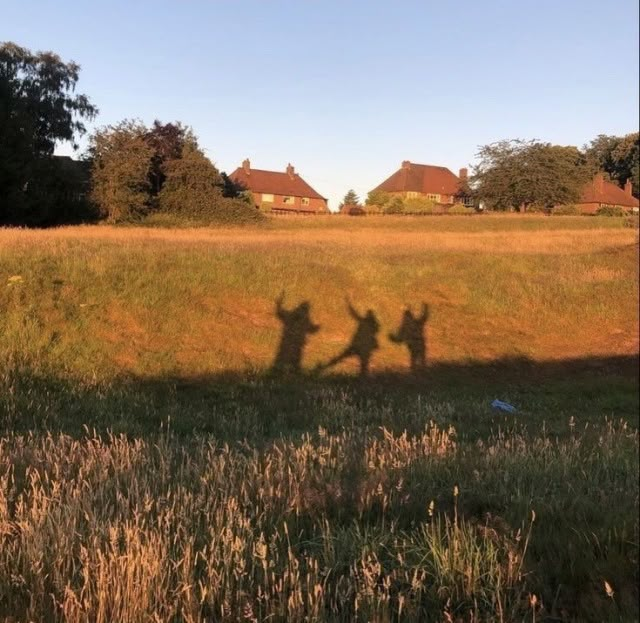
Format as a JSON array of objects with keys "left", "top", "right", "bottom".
[{"left": 2, "top": 0, "right": 639, "bottom": 211}]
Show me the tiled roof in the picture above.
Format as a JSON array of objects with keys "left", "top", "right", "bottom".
[
  {"left": 581, "top": 175, "right": 639, "bottom": 207},
  {"left": 230, "top": 165, "right": 326, "bottom": 200},
  {"left": 373, "top": 161, "right": 460, "bottom": 195}
]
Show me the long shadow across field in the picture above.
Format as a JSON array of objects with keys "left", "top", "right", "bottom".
[{"left": 4, "top": 354, "right": 638, "bottom": 440}]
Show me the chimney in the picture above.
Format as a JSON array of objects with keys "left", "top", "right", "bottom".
[
  {"left": 624, "top": 179, "right": 633, "bottom": 196},
  {"left": 593, "top": 173, "right": 604, "bottom": 194},
  {"left": 459, "top": 167, "right": 468, "bottom": 179},
  {"left": 401, "top": 160, "right": 411, "bottom": 170},
  {"left": 286, "top": 163, "right": 295, "bottom": 179},
  {"left": 242, "top": 158, "right": 250, "bottom": 175}
]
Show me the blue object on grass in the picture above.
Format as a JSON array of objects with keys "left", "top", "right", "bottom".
[{"left": 491, "top": 399, "right": 517, "bottom": 413}]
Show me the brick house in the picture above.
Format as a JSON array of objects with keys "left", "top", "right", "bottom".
[
  {"left": 229, "top": 159, "right": 329, "bottom": 214},
  {"left": 573, "top": 173, "right": 639, "bottom": 214},
  {"left": 371, "top": 160, "right": 471, "bottom": 206}
]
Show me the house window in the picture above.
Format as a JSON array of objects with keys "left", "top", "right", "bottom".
[
  {"left": 426, "top": 194, "right": 441, "bottom": 202},
  {"left": 262, "top": 193, "right": 274, "bottom": 203},
  {"left": 407, "top": 191, "right": 418, "bottom": 199},
  {"left": 301, "top": 197, "right": 310, "bottom": 206},
  {"left": 283, "top": 196, "right": 295, "bottom": 204}
]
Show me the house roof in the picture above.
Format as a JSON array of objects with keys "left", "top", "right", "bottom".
[
  {"left": 581, "top": 175, "right": 639, "bottom": 207},
  {"left": 373, "top": 161, "right": 461, "bottom": 196},
  {"left": 229, "top": 165, "right": 326, "bottom": 201}
]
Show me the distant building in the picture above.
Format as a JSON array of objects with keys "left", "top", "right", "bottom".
[
  {"left": 229, "top": 159, "right": 328, "bottom": 214},
  {"left": 370, "top": 160, "right": 471, "bottom": 206},
  {"left": 573, "top": 174, "right": 639, "bottom": 214}
]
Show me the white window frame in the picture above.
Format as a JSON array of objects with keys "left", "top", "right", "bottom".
[
  {"left": 283, "top": 196, "right": 295, "bottom": 205},
  {"left": 301, "top": 197, "right": 310, "bottom": 206},
  {"left": 262, "top": 193, "right": 274, "bottom": 203}
]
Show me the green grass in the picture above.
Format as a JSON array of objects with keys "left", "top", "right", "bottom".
[{"left": 0, "top": 216, "right": 638, "bottom": 621}]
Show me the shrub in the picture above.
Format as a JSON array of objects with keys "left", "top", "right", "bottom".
[
  {"left": 448, "top": 203, "right": 475, "bottom": 215},
  {"left": 623, "top": 215, "right": 639, "bottom": 228},
  {"left": 365, "top": 190, "right": 391, "bottom": 207},
  {"left": 596, "top": 205, "right": 626, "bottom": 217},
  {"left": 91, "top": 120, "right": 260, "bottom": 225},
  {"left": 342, "top": 206, "right": 366, "bottom": 216},
  {"left": 364, "top": 204, "right": 383, "bottom": 215},
  {"left": 383, "top": 197, "right": 405, "bottom": 214},
  {"left": 159, "top": 145, "right": 260, "bottom": 224},
  {"left": 403, "top": 197, "right": 439, "bottom": 214},
  {"left": 552, "top": 204, "right": 579, "bottom": 216}
]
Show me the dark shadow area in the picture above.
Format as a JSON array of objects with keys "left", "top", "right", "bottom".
[
  {"left": 317, "top": 300, "right": 380, "bottom": 376},
  {"left": 271, "top": 292, "right": 320, "bottom": 375},
  {"left": 3, "top": 354, "right": 638, "bottom": 441},
  {"left": 389, "top": 303, "right": 429, "bottom": 372}
]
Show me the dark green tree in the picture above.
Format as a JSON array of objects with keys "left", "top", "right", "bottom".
[
  {"left": 158, "top": 141, "right": 259, "bottom": 223},
  {"left": 90, "top": 120, "right": 154, "bottom": 222},
  {"left": 90, "top": 120, "right": 260, "bottom": 224},
  {"left": 339, "top": 189, "right": 360, "bottom": 208},
  {"left": 586, "top": 133, "right": 639, "bottom": 198},
  {"left": 144, "top": 121, "right": 193, "bottom": 195},
  {"left": 0, "top": 41, "right": 97, "bottom": 225},
  {"left": 472, "top": 139, "right": 590, "bottom": 211}
]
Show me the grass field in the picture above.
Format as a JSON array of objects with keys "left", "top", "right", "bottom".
[{"left": 1, "top": 215, "right": 638, "bottom": 621}]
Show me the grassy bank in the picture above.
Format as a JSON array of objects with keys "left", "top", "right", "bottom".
[{"left": 0, "top": 216, "right": 638, "bottom": 621}]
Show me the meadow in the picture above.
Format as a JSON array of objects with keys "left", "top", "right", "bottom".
[{"left": 0, "top": 215, "right": 638, "bottom": 622}]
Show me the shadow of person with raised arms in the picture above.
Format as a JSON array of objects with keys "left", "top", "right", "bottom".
[
  {"left": 318, "top": 299, "right": 380, "bottom": 377},
  {"left": 389, "top": 303, "right": 430, "bottom": 372},
  {"left": 271, "top": 291, "right": 320, "bottom": 375}
]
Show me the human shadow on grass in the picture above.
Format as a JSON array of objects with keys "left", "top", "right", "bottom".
[
  {"left": 316, "top": 299, "right": 380, "bottom": 377},
  {"left": 270, "top": 291, "right": 320, "bottom": 376},
  {"left": 389, "top": 303, "right": 430, "bottom": 373}
]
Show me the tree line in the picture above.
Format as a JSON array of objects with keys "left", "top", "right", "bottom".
[
  {"left": 2, "top": 41, "right": 638, "bottom": 227},
  {"left": 0, "top": 42, "right": 257, "bottom": 227}
]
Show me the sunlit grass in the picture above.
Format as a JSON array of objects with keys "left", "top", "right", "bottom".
[{"left": 0, "top": 215, "right": 638, "bottom": 621}]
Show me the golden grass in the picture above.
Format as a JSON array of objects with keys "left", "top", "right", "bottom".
[
  {"left": 0, "top": 223, "right": 637, "bottom": 255},
  {"left": 1, "top": 218, "right": 638, "bottom": 379}
]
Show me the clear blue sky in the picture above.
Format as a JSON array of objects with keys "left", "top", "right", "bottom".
[{"left": 3, "top": 0, "right": 638, "bottom": 210}]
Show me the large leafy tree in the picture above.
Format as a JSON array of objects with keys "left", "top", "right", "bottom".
[
  {"left": 586, "top": 133, "right": 639, "bottom": 198},
  {"left": 90, "top": 120, "right": 154, "bottom": 222},
  {"left": 90, "top": 119, "right": 259, "bottom": 223},
  {"left": 144, "top": 121, "right": 193, "bottom": 195},
  {"left": 472, "top": 139, "right": 590, "bottom": 211},
  {"left": 0, "top": 42, "right": 97, "bottom": 224}
]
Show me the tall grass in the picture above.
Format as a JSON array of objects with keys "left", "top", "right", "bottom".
[{"left": 1, "top": 418, "right": 636, "bottom": 622}]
